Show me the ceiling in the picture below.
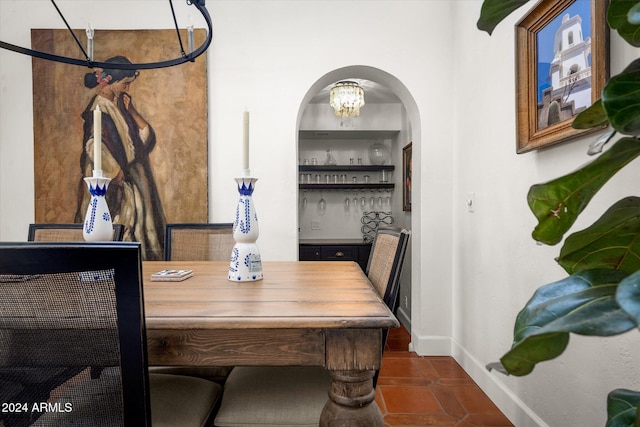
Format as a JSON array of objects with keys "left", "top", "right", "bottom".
[{"left": 308, "top": 78, "right": 400, "bottom": 104}]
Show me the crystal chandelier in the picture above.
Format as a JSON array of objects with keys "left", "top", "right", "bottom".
[{"left": 329, "top": 81, "right": 365, "bottom": 118}]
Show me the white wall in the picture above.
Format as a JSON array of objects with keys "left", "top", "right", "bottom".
[
  {"left": 3, "top": 1, "right": 637, "bottom": 426},
  {"left": 451, "top": 2, "right": 640, "bottom": 427}
]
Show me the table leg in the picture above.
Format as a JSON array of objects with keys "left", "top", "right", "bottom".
[{"left": 319, "top": 369, "right": 384, "bottom": 427}]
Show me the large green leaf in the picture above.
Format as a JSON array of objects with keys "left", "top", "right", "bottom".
[
  {"left": 617, "top": 270, "right": 640, "bottom": 325},
  {"left": 500, "top": 270, "right": 635, "bottom": 376},
  {"left": 558, "top": 197, "right": 640, "bottom": 275},
  {"left": 630, "top": 3, "right": 640, "bottom": 25},
  {"left": 602, "top": 58, "right": 640, "bottom": 135},
  {"left": 608, "top": 0, "right": 640, "bottom": 47},
  {"left": 607, "top": 389, "right": 640, "bottom": 427},
  {"left": 572, "top": 99, "right": 610, "bottom": 130},
  {"left": 477, "top": 0, "right": 531, "bottom": 35},
  {"left": 528, "top": 138, "right": 640, "bottom": 245}
]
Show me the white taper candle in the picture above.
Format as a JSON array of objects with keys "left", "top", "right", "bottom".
[
  {"left": 242, "top": 111, "right": 250, "bottom": 171},
  {"left": 94, "top": 105, "right": 102, "bottom": 174}
]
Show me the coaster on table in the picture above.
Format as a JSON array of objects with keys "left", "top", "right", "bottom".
[{"left": 151, "top": 269, "right": 194, "bottom": 282}]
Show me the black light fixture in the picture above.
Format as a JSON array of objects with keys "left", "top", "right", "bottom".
[{"left": 0, "top": 0, "right": 213, "bottom": 70}]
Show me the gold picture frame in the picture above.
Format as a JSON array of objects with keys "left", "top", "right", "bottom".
[
  {"left": 515, "top": 0, "right": 608, "bottom": 153},
  {"left": 402, "top": 142, "right": 412, "bottom": 212}
]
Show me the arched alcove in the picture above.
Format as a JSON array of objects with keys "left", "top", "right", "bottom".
[{"left": 296, "top": 65, "right": 421, "bottom": 332}]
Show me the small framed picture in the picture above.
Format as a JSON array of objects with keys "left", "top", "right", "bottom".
[
  {"left": 515, "top": 0, "right": 608, "bottom": 153},
  {"left": 402, "top": 142, "right": 412, "bottom": 212}
]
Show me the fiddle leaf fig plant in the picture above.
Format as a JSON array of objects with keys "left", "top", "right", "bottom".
[
  {"left": 528, "top": 137, "right": 640, "bottom": 245},
  {"left": 557, "top": 197, "right": 640, "bottom": 275},
  {"left": 477, "top": 0, "right": 640, "bottom": 425},
  {"left": 500, "top": 269, "right": 635, "bottom": 376}
]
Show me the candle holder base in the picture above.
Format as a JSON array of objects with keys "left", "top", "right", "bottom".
[
  {"left": 228, "top": 177, "right": 263, "bottom": 282},
  {"left": 83, "top": 175, "right": 113, "bottom": 241},
  {"left": 228, "top": 243, "right": 263, "bottom": 282}
]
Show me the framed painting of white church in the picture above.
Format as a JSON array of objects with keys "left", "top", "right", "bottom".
[{"left": 515, "top": 0, "right": 608, "bottom": 153}]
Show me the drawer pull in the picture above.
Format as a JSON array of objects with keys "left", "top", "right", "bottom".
[{"left": 335, "top": 251, "right": 345, "bottom": 257}]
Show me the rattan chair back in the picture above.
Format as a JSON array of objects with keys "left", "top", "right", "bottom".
[
  {"left": 0, "top": 242, "right": 150, "bottom": 426},
  {"left": 164, "top": 223, "right": 234, "bottom": 261},
  {"left": 366, "top": 226, "right": 410, "bottom": 314},
  {"left": 28, "top": 223, "right": 124, "bottom": 242}
]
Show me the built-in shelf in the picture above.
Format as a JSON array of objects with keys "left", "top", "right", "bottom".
[
  {"left": 299, "top": 130, "right": 400, "bottom": 140},
  {"left": 299, "top": 165, "right": 395, "bottom": 190},
  {"left": 299, "top": 165, "right": 394, "bottom": 172},
  {"left": 299, "top": 183, "right": 394, "bottom": 190}
]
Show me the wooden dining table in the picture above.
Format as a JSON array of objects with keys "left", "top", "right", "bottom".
[{"left": 142, "top": 260, "right": 398, "bottom": 426}]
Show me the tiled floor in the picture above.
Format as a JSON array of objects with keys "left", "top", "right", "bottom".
[{"left": 377, "top": 327, "right": 514, "bottom": 427}]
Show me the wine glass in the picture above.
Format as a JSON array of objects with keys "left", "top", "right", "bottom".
[{"left": 318, "top": 197, "right": 326, "bottom": 215}]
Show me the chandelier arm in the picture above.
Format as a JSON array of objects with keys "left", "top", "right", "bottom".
[
  {"left": 50, "top": 0, "right": 90, "bottom": 61},
  {"left": 0, "top": 0, "right": 213, "bottom": 70},
  {"left": 168, "top": 0, "right": 188, "bottom": 59}
]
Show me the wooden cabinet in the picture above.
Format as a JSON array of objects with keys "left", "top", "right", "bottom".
[{"left": 299, "top": 240, "right": 372, "bottom": 271}]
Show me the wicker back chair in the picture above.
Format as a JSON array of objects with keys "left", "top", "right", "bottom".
[
  {"left": 28, "top": 223, "right": 124, "bottom": 242},
  {"left": 0, "top": 242, "right": 222, "bottom": 427},
  {"left": 366, "top": 226, "right": 411, "bottom": 320},
  {"left": 151, "top": 223, "right": 236, "bottom": 384},
  {"left": 164, "top": 223, "right": 234, "bottom": 261}
]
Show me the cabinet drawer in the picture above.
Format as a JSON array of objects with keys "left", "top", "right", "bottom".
[
  {"left": 320, "top": 246, "right": 358, "bottom": 261},
  {"left": 299, "top": 246, "right": 322, "bottom": 261}
]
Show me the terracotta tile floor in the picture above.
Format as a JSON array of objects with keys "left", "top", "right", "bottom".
[{"left": 377, "top": 327, "right": 513, "bottom": 427}]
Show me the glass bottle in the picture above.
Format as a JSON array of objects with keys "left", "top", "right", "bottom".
[{"left": 324, "top": 146, "right": 337, "bottom": 166}]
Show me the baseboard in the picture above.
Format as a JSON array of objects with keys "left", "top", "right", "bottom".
[
  {"left": 451, "top": 339, "right": 549, "bottom": 427},
  {"left": 409, "top": 332, "right": 452, "bottom": 356}
]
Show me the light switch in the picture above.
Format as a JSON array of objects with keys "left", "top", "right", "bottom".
[{"left": 311, "top": 220, "right": 321, "bottom": 230}]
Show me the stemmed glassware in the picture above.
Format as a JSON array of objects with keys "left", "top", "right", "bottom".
[{"left": 318, "top": 194, "right": 326, "bottom": 215}]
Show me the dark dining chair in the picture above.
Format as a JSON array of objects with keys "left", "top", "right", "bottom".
[
  {"left": 213, "top": 227, "right": 410, "bottom": 427},
  {"left": 150, "top": 223, "right": 236, "bottom": 384},
  {"left": 28, "top": 223, "right": 125, "bottom": 242},
  {"left": 164, "top": 223, "right": 234, "bottom": 261},
  {"left": 0, "top": 242, "right": 222, "bottom": 427}
]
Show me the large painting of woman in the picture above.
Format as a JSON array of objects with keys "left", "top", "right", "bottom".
[
  {"left": 31, "top": 29, "right": 209, "bottom": 260},
  {"left": 74, "top": 56, "right": 165, "bottom": 260}
]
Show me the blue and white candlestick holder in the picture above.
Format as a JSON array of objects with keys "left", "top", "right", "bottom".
[
  {"left": 228, "top": 176, "right": 263, "bottom": 282},
  {"left": 82, "top": 172, "right": 114, "bottom": 241}
]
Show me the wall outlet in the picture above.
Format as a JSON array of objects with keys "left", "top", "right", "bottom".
[
  {"left": 311, "top": 220, "right": 321, "bottom": 230},
  {"left": 404, "top": 296, "right": 409, "bottom": 309}
]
